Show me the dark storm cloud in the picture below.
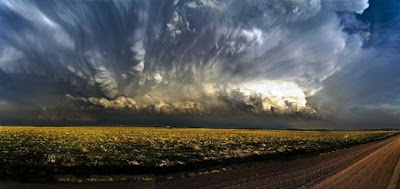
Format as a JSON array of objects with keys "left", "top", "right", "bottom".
[
  {"left": 0, "top": 0, "right": 397, "bottom": 128},
  {"left": 308, "top": 0, "right": 400, "bottom": 128}
]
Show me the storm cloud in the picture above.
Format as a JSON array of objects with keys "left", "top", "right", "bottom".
[
  {"left": 308, "top": 0, "right": 400, "bottom": 128},
  {"left": 0, "top": 0, "right": 397, "bottom": 128}
]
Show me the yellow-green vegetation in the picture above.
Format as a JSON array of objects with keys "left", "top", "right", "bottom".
[{"left": 0, "top": 126, "right": 397, "bottom": 182}]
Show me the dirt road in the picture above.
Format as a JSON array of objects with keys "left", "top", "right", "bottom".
[
  {"left": 137, "top": 135, "right": 400, "bottom": 189},
  {"left": 1, "top": 135, "right": 399, "bottom": 189}
]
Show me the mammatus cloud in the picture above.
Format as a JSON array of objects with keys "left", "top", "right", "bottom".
[{"left": 0, "top": 0, "right": 374, "bottom": 123}]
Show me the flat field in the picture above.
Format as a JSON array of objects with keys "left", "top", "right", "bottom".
[{"left": 0, "top": 127, "right": 397, "bottom": 182}]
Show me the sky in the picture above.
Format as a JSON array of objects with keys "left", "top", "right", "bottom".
[{"left": 0, "top": 0, "right": 399, "bottom": 128}]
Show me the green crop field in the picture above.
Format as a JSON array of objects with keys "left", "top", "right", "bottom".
[{"left": 0, "top": 127, "right": 397, "bottom": 182}]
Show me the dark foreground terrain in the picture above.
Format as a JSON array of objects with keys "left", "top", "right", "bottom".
[
  {"left": 1, "top": 133, "right": 399, "bottom": 189},
  {"left": 137, "top": 134, "right": 400, "bottom": 189},
  {"left": 1, "top": 127, "right": 395, "bottom": 183}
]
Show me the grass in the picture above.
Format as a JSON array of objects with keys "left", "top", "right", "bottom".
[{"left": 0, "top": 126, "right": 397, "bottom": 182}]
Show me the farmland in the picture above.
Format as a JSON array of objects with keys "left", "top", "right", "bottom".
[{"left": 0, "top": 127, "right": 397, "bottom": 182}]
